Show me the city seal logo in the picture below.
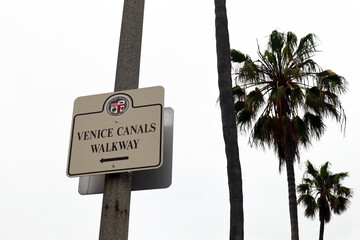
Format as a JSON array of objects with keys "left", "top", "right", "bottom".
[{"left": 106, "top": 96, "right": 129, "bottom": 116}]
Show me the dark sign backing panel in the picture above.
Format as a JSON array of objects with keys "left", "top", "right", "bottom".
[{"left": 78, "top": 107, "right": 174, "bottom": 193}]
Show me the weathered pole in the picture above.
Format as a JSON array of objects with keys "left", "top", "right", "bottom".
[{"left": 99, "top": 1, "right": 145, "bottom": 239}]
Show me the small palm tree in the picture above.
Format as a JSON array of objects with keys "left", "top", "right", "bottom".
[
  {"left": 298, "top": 160, "right": 353, "bottom": 240},
  {"left": 231, "top": 30, "right": 347, "bottom": 240}
]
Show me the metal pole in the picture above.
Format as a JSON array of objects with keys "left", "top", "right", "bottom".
[{"left": 99, "top": 1, "right": 145, "bottom": 239}]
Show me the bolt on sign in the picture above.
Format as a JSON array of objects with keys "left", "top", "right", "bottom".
[{"left": 67, "top": 86, "right": 164, "bottom": 177}]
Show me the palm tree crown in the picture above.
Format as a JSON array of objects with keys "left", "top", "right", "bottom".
[
  {"left": 231, "top": 30, "right": 347, "bottom": 167},
  {"left": 297, "top": 160, "right": 353, "bottom": 240}
]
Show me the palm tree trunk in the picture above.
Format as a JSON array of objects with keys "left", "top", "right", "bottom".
[
  {"left": 284, "top": 149, "right": 299, "bottom": 240},
  {"left": 319, "top": 217, "right": 325, "bottom": 240},
  {"left": 214, "top": 0, "right": 244, "bottom": 239}
]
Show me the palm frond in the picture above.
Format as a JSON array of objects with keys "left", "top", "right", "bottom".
[
  {"left": 293, "top": 116, "right": 310, "bottom": 146},
  {"left": 295, "top": 33, "right": 318, "bottom": 60},
  {"left": 297, "top": 183, "right": 311, "bottom": 194},
  {"left": 319, "top": 162, "right": 331, "bottom": 179},
  {"left": 269, "top": 86, "right": 286, "bottom": 104},
  {"left": 232, "top": 85, "right": 246, "bottom": 100},
  {"left": 236, "top": 107, "right": 255, "bottom": 131},
  {"left": 331, "top": 196, "right": 351, "bottom": 214},
  {"left": 268, "top": 30, "right": 285, "bottom": 53},
  {"left": 305, "top": 87, "right": 322, "bottom": 113},
  {"left": 246, "top": 88, "right": 265, "bottom": 111},
  {"left": 290, "top": 87, "right": 304, "bottom": 109},
  {"left": 282, "top": 31, "right": 297, "bottom": 66},
  {"left": 304, "top": 112, "right": 325, "bottom": 139},
  {"left": 250, "top": 116, "right": 278, "bottom": 151},
  {"left": 230, "top": 49, "right": 248, "bottom": 63},
  {"left": 298, "top": 194, "right": 317, "bottom": 218},
  {"left": 317, "top": 70, "right": 347, "bottom": 94},
  {"left": 304, "top": 160, "right": 318, "bottom": 178},
  {"left": 237, "top": 60, "right": 261, "bottom": 84}
]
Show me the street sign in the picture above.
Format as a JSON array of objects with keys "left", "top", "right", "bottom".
[
  {"left": 67, "top": 86, "right": 164, "bottom": 177},
  {"left": 78, "top": 107, "right": 174, "bottom": 194}
]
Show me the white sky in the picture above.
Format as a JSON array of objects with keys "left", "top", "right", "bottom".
[{"left": 1, "top": 0, "right": 359, "bottom": 239}]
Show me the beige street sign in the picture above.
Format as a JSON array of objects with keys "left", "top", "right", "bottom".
[{"left": 67, "top": 86, "right": 164, "bottom": 177}]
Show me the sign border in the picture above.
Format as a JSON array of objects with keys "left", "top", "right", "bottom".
[{"left": 67, "top": 92, "right": 163, "bottom": 177}]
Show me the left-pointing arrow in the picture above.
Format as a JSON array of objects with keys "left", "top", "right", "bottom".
[{"left": 100, "top": 156, "right": 129, "bottom": 163}]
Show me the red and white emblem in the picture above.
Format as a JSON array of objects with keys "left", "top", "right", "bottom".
[{"left": 106, "top": 96, "right": 129, "bottom": 116}]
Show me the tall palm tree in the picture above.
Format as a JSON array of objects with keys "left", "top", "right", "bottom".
[
  {"left": 230, "top": 30, "right": 347, "bottom": 240},
  {"left": 214, "top": 0, "right": 244, "bottom": 239},
  {"left": 298, "top": 160, "right": 353, "bottom": 240}
]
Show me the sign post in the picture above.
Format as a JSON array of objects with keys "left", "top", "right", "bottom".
[{"left": 99, "top": 1, "right": 145, "bottom": 239}]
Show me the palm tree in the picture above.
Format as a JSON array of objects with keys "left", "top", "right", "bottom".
[
  {"left": 298, "top": 160, "right": 353, "bottom": 240},
  {"left": 214, "top": 0, "right": 244, "bottom": 239},
  {"left": 230, "top": 30, "right": 347, "bottom": 240}
]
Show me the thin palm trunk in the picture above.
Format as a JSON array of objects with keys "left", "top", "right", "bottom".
[
  {"left": 285, "top": 148, "right": 299, "bottom": 240},
  {"left": 319, "top": 217, "right": 325, "bottom": 240},
  {"left": 214, "top": 0, "right": 244, "bottom": 239}
]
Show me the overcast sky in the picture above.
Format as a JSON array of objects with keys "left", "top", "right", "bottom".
[{"left": 1, "top": 0, "right": 359, "bottom": 239}]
